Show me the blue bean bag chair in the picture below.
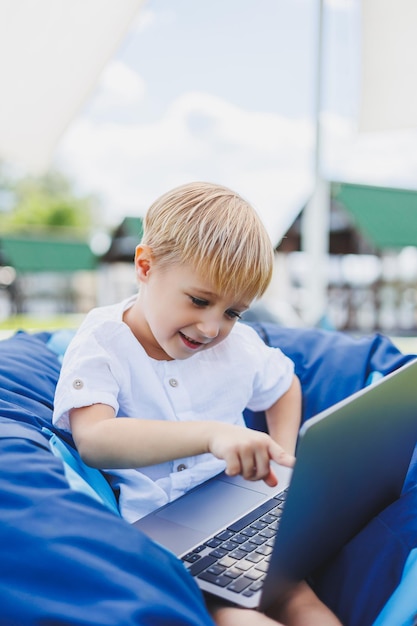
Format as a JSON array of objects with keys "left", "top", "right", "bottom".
[
  {"left": 0, "top": 325, "right": 416, "bottom": 625},
  {"left": 244, "top": 323, "right": 417, "bottom": 626},
  {"left": 0, "top": 331, "right": 214, "bottom": 626}
]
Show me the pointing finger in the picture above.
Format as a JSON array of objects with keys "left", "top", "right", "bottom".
[{"left": 269, "top": 442, "right": 295, "bottom": 468}]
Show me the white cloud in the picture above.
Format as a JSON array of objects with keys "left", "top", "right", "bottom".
[
  {"left": 85, "top": 61, "right": 146, "bottom": 120},
  {"left": 57, "top": 81, "right": 417, "bottom": 248},
  {"left": 321, "top": 112, "right": 417, "bottom": 189},
  {"left": 101, "top": 62, "right": 146, "bottom": 102},
  {"left": 57, "top": 91, "right": 314, "bottom": 244}
]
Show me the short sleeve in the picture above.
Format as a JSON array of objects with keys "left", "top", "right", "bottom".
[
  {"left": 53, "top": 329, "right": 121, "bottom": 430},
  {"left": 235, "top": 324, "right": 295, "bottom": 412}
]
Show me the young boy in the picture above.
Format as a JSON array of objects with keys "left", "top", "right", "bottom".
[{"left": 53, "top": 182, "right": 341, "bottom": 625}]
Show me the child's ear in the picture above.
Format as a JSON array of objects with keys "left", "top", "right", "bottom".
[{"left": 135, "top": 245, "right": 153, "bottom": 281}]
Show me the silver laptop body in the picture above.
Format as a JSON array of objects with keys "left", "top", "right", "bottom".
[{"left": 134, "top": 359, "right": 417, "bottom": 610}]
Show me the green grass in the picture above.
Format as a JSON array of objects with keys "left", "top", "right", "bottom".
[
  {"left": 1, "top": 315, "right": 416, "bottom": 355},
  {"left": 0, "top": 314, "right": 83, "bottom": 332}
]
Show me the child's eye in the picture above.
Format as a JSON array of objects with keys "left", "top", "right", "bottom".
[
  {"left": 225, "top": 309, "right": 242, "bottom": 321},
  {"left": 190, "top": 296, "right": 208, "bottom": 307}
]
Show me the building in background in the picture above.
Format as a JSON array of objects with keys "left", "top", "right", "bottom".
[
  {"left": 2, "top": 183, "right": 416, "bottom": 336},
  {"left": 275, "top": 182, "right": 417, "bottom": 333},
  {"left": 0, "top": 234, "right": 97, "bottom": 319}
]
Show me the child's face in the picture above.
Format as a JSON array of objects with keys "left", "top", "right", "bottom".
[{"left": 128, "top": 256, "right": 250, "bottom": 361}]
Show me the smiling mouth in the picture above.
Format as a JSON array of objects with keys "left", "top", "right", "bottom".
[{"left": 179, "top": 331, "right": 204, "bottom": 349}]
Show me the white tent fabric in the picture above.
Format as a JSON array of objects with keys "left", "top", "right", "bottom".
[
  {"left": 301, "top": 0, "right": 417, "bottom": 325},
  {"left": 0, "top": 0, "right": 144, "bottom": 171},
  {"left": 359, "top": 0, "right": 417, "bottom": 132}
]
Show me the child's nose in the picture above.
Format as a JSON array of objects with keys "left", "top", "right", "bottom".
[{"left": 196, "top": 315, "right": 220, "bottom": 339}]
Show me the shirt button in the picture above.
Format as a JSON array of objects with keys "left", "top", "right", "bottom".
[
  {"left": 72, "top": 378, "right": 84, "bottom": 390},
  {"left": 177, "top": 463, "right": 187, "bottom": 471},
  {"left": 169, "top": 378, "right": 178, "bottom": 387}
]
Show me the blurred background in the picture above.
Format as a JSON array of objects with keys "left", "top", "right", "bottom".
[{"left": 1, "top": 0, "right": 417, "bottom": 350}]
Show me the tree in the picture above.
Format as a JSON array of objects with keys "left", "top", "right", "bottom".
[{"left": 0, "top": 169, "right": 97, "bottom": 234}]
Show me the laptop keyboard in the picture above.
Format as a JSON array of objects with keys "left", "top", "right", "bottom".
[{"left": 181, "top": 489, "right": 287, "bottom": 598}]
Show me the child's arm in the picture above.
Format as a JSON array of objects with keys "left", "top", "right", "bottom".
[
  {"left": 69, "top": 404, "right": 295, "bottom": 487},
  {"left": 265, "top": 374, "right": 302, "bottom": 456}
]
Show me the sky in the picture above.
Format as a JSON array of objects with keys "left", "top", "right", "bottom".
[{"left": 53, "top": 0, "right": 417, "bottom": 245}]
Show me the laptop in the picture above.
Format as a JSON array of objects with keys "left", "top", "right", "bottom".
[{"left": 134, "top": 358, "right": 417, "bottom": 611}]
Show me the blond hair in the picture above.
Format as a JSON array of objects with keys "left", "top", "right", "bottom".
[{"left": 141, "top": 182, "right": 274, "bottom": 302}]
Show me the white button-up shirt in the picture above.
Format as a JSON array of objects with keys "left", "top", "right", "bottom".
[{"left": 53, "top": 296, "right": 295, "bottom": 522}]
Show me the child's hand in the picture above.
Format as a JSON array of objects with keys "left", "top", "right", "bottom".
[{"left": 207, "top": 424, "right": 295, "bottom": 487}]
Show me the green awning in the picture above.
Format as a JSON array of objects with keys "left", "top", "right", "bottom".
[
  {"left": 0, "top": 236, "right": 97, "bottom": 272},
  {"left": 120, "top": 216, "right": 143, "bottom": 239},
  {"left": 332, "top": 182, "right": 417, "bottom": 250}
]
